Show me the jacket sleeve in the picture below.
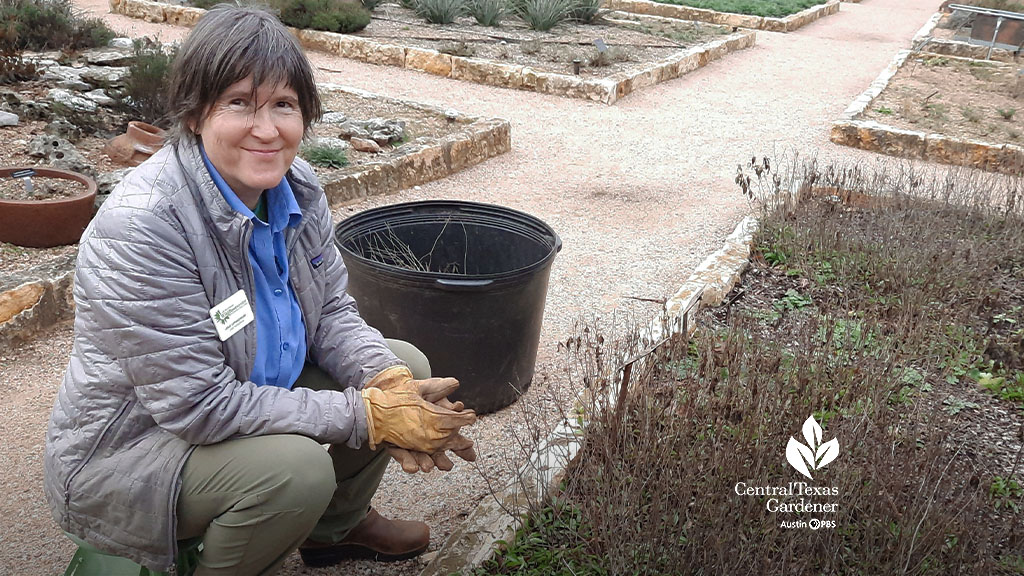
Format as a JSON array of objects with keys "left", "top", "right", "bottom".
[
  {"left": 78, "top": 189, "right": 368, "bottom": 448},
  {"left": 305, "top": 192, "right": 404, "bottom": 389}
]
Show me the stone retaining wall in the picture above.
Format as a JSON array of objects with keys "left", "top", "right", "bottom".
[
  {"left": 911, "top": 12, "right": 1018, "bottom": 63},
  {"left": 109, "top": 0, "right": 755, "bottom": 104},
  {"left": 315, "top": 84, "right": 510, "bottom": 206},
  {"left": 830, "top": 49, "right": 1024, "bottom": 174},
  {"left": 0, "top": 253, "right": 76, "bottom": 349},
  {"left": 603, "top": 0, "right": 839, "bottom": 32},
  {"left": 419, "top": 214, "right": 758, "bottom": 576}
]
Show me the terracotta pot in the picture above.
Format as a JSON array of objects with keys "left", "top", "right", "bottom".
[
  {"left": 0, "top": 166, "right": 98, "bottom": 248},
  {"left": 103, "top": 121, "right": 165, "bottom": 167}
]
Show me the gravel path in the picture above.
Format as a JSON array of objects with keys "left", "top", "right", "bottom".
[{"left": 1, "top": 1, "right": 943, "bottom": 574}]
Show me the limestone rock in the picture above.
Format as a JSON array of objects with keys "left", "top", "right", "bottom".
[
  {"left": 95, "top": 168, "right": 134, "bottom": 208},
  {"left": 44, "top": 119, "right": 82, "bottom": 141},
  {"left": 0, "top": 110, "right": 18, "bottom": 127},
  {"left": 321, "top": 112, "right": 348, "bottom": 124},
  {"left": 83, "top": 89, "right": 116, "bottom": 107},
  {"left": 108, "top": 37, "right": 135, "bottom": 49},
  {"left": 338, "top": 122, "right": 370, "bottom": 140},
  {"left": 40, "top": 66, "right": 91, "bottom": 91},
  {"left": 405, "top": 48, "right": 453, "bottom": 77},
  {"left": 28, "top": 135, "right": 95, "bottom": 177},
  {"left": 0, "top": 283, "right": 45, "bottom": 325},
  {"left": 310, "top": 137, "right": 349, "bottom": 151},
  {"left": 81, "top": 48, "right": 135, "bottom": 67},
  {"left": 364, "top": 118, "right": 405, "bottom": 144},
  {"left": 350, "top": 137, "right": 381, "bottom": 153},
  {"left": 80, "top": 66, "right": 130, "bottom": 87},
  {"left": 46, "top": 88, "right": 98, "bottom": 114}
]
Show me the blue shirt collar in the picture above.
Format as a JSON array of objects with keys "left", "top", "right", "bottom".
[{"left": 199, "top": 142, "right": 302, "bottom": 232}]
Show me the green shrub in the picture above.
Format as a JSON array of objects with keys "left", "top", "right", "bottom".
[
  {"left": 467, "top": 0, "right": 505, "bottom": 26},
  {"left": 300, "top": 144, "right": 348, "bottom": 168},
  {"left": 114, "top": 39, "right": 176, "bottom": 126},
  {"left": 415, "top": 0, "right": 463, "bottom": 24},
  {"left": 399, "top": 0, "right": 416, "bottom": 8},
  {"left": 514, "top": 0, "right": 569, "bottom": 31},
  {"left": 361, "top": 0, "right": 384, "bottom": 9},
  {"left": 0, "top": 0, "right": 114, "bottom": 52},
  {"left": 189, "top": 0, "right": 219, "bottom": 8},
  {"left": 566, "top": 0, "right": 600, "bottom": 22},
  {"left": 272, "top": 0, "right": 371, "bottom": 33}
]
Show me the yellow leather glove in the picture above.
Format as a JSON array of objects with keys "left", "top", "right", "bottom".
[
  {"left": 360, "top": 386, "right": 477, "bottom": 453},
  {"left": 367, "top": 366, "right": 478, "bottom": 473}
]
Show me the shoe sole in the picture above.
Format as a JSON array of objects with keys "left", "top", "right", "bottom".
[{"left": 299, "top": 542, "right": 430, "bottom": 567}]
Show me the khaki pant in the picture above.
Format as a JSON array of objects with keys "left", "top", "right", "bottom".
[{"left": 175, "top": 340, "right": 430, "bottom": 576}]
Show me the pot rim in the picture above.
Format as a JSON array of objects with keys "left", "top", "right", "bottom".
[{"left": 0, "top": 165, "right": 98, "bottom": 205}]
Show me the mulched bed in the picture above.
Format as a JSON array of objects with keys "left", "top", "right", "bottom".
[
  {"left": 647, "top": 0, "right": 823, "bottom": 17},
  {"left": 861, "top": 54, "right": 1024, "bottom": 144},
  {"left": 341, "top": 4, "right": 730, "bottom": 77}
]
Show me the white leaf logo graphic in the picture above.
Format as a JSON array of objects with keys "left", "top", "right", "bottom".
[{"left": 786, "top": 415, "right": 839, "bottom": 480}]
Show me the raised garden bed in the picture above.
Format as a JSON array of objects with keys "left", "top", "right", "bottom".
[
  {"left": 442, "top": 161, "right": 1024, "bottom": 574},
  {"left": 109, "top": 0, "right": 756, "bottom": 104},
  {"left": 603, "top": 0, "right": 839, "bottom": 32},
  {"left": 913, "top": 10, "right": 1023, "bottom": 63},
  {"left": 831, "top": 49, "right": 1024, "bottom": 173}
]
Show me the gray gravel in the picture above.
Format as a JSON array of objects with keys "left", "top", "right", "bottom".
[{"left": 1, "top": 0, "right": 945, "bottom": 574}]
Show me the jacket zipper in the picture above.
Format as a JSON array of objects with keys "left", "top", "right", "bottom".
[
  {"left": 164, "top": 219, "right": 257, "bottom": 572},
  {"left": 63, "top": 400, "right": 133, "bottom": 510}
]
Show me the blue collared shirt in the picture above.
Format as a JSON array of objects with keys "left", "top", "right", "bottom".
[{"left": 201, "top": 145, "right": 307, "bottom": 389}]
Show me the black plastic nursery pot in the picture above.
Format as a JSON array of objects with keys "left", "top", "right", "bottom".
[{"left": 335, "top": 200, "right": 561, "bottom": 414}]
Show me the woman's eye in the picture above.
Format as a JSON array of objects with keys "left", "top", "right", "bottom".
[{"left": 228, "top": 98, "right": 247, "bottom": 108}]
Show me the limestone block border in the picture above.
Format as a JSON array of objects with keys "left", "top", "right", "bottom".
[
  {"left": 0, "top": 253, "right": 76, "bottom": 349},
  {"left": 911, "top": 11, "right": 1019, "bottom": 63},
  {"left": 603, "top": 0, "right": 839, "bottom": 32},
  {"left": 419, "top": 215, "right": 758, "bottom": 576},
  {"left": 830, "top": 49, "right": 1024, "bottom": 174},
  {"left": 108, "top": 0, "right": 755, "bottom": 104},
  {"left": 315, "top": 83, "right": 510, "bottom": 206}
]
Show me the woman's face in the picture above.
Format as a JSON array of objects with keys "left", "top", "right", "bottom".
[{"left": 197, "top": 76, "right": 304, "bottom": 201}]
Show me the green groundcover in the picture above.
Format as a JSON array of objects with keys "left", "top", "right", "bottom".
[{"left": 651, "top": 0, "right": 824, "bottom": 18}]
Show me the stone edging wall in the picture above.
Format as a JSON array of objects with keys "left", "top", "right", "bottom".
[
  {"left": 315, "top": 84, "right": 510, "bottom": 206},
  {"left": 109, "top": 0, "right": 755, "bottom": 105},
  {"left": 0, "top": 253, "right": 76, "bottom": 349},
  {"left": 603, "top": 0, "right": 839, "bottom": 32},
  {"left": 911, "top": 12, "right": 1019, "bottom": 63},
  {"left": 418, "top": 214, "right": 758, "bottom": 576},
  {"left": 830, "top": 50, "right": 1024, "bottom": 174}
]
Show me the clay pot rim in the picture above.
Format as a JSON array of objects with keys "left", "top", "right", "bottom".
[{"left": 0, "top": 165, "right": 98, "bottom": 206}]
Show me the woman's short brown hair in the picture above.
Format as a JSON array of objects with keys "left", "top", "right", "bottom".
[{"left": 166, "top": 4, "right": 322, "bottom": 143}]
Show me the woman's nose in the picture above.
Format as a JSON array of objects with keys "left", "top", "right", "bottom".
[{"left": 250, "top": 106, "right": 279, "bottom": 139}]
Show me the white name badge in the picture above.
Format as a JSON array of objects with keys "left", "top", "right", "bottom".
[{"left": 209, "top": 290, "right": 254, "bottom": 342}]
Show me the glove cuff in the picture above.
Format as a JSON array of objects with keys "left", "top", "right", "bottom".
[
  {"left": 367, "top": 365, "right": 415, "bottom": 391},
  {"left": 360, "top": 388, "right": 382, "bottom": 450}
]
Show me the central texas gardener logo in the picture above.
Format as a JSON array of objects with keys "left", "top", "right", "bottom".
[
  {"left": 786, "top": 415, "right": 839, "bottom": 480},
  {"left": 213, "top": 310, "right": 229, "bottom": 325}
]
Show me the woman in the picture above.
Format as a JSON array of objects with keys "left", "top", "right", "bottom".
[{"left": 44, "top": 6, "right": 476, "bottom": 575}]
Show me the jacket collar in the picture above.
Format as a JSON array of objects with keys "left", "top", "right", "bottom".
[{"left": 173, "top": 137, "right": 321, "bottom": 247}]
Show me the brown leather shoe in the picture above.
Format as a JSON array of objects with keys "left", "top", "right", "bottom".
[{"left": 298, "top": 508, "right": 430, "bottom": 566}]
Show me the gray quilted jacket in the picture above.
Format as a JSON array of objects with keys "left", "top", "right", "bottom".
[{"left": 44, "top": 138, "right": 402, "bottom": 572}]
